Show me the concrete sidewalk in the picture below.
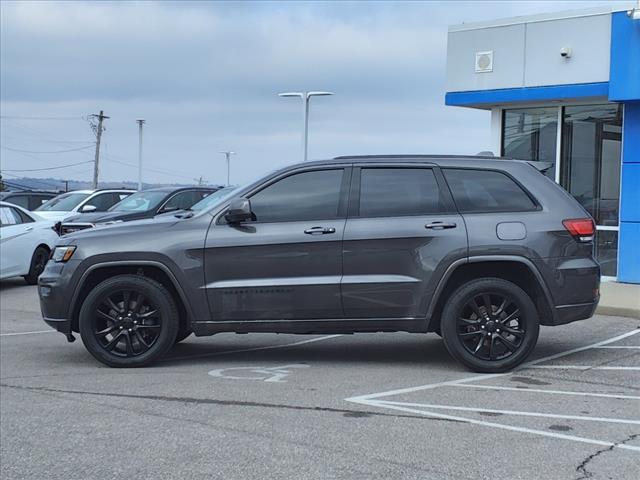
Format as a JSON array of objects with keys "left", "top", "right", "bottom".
[{"left": 597, "top": 281, "right": 640, "bottom": 319}]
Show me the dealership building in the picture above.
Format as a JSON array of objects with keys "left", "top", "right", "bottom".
[{"left": 445, "top": 6, "right": 639, "bottom": 284}]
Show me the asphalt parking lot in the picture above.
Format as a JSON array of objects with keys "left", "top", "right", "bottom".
[{"left": 1, "top": 279, "right": 639, "bottom": 480}]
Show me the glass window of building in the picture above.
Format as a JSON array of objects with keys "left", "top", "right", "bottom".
[
  {"left": 560, "top": 104, "right": 622, "bottom": 278},
  {"left": 502, "top": 107, "right": 558, "bottom": 179}
]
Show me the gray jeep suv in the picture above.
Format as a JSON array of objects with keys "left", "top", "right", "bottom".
[{"left": 38, "top": 155, "right": 600, "bottom": 372}]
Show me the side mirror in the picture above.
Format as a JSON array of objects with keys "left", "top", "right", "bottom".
[
  {"left": 225, "top": 197, "right": 252, "bottom": 224},
  {"left": 81, "top": 204, "right": 97, "bottom": 213}
]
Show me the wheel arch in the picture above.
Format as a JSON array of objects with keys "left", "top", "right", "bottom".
[
  {"left": 70, "top": 261, "right": 193, "bottom": 334},
  {"left": 427, "top": 256, "right": 556, "bottom": 332}
]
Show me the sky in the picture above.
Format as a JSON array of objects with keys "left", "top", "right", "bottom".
[{"left": 0, "top": 0, "right": 632, "bottom": 187}]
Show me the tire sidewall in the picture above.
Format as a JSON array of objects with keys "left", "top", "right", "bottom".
[
  {"left": 79, "top": 275, "right": 178, "bottom": 367},
  {"left": 441, "top": 278, "right": 540, "bottom": 373},
  {"left": 24, "top": 246, "right": 49, "bottom": 284}
]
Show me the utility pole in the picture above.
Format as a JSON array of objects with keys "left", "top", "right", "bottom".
[
  {"left": 89, "top": 110, "right": 109, "bottom": 189},
  {"left": 136, "top": 119, "right": 145, "bottom": 191},
  {"left": 220, "top": 151, "right": 235, "bottom": 186}
]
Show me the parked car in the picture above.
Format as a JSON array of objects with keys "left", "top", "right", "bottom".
[
  {"left": 59, "top": 187, "right": 218, "bottom": 235},
  {"left": 35, "top": 189, "right": 135, "bottom": 222},
  {"left": 0, "top": 190, "right": 61, "bottom": 211},
  {"left": 0, "top": 201, "right": 59, "bottom": 284},
  {"left": 39, "top": 155, "right": 600, "bottom": 371}
]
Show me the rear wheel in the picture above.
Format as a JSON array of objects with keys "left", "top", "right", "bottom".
[
  {"left": 441, "top": 278, "right": 539, "bottom": 373},
  {"left": 23, "top": 246, "right": 49, "bottom": 285},
  {"left": 79, "top": 275, "right": 178, "bottom": 367}
]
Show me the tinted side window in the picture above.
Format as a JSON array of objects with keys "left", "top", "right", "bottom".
[
  {"left": 6, "top": 195, "right": 29, "bottom": 209},
  {"left": 87, "top": 193, "right": 120, "bottom": 211},
  {"left": 162, "top": 191, "right": 199, "bottom": 211},
  {"left": 250, "top": 169, "right": 343, "bottom": 223},
  {"left": 359, "top": 168, "right": 445, "bottom": 217},
  {"left": 443, "top": 168, "right": 536, "bottom": 212},
  {"left": 30, "top": 195, "right": 52, "bottom": 210}
]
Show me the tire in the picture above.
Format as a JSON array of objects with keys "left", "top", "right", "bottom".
[
  {"left": 23, "top": 246, "right": 49, "bottom": 285},
  {"left": 441, "top": 277, "right": 539, "bottom": 373},
  {"left": 79, "top": 275, "right": 179, "bottom": 367},
  {"left": 174, "top": 327, "right": 192, "bottom": 344}
]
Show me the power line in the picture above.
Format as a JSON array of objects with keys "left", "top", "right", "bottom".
[
  {"left": 1, "top": 144, "right": 95, "bottom": 154},
  {"left": 1, "top": 160, "right": 94, "bottom": 172}
]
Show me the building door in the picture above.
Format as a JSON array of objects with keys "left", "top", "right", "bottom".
[{"left": 561, "top": 104, "right": 623, "bottom": 277}]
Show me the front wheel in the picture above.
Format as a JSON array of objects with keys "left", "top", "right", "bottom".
[
  {"left": 441, "top": 278, "right": 539, "bottom": 373},
  {"left": 24, "top": 246, "right": 49, "bottom": 285},
  {"left": 79, "top": 275, "right": 179, "bottom": 367}
]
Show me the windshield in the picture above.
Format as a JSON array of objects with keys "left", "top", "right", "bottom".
[
  {"left": 36, "top": 192, "right": 90, "bottom": 211},
  {"left": 110, "top": 191, "right": 167, "bottom": 212},
  {"left": 190, "top": 186, "right": 240, "bottom": 212}
]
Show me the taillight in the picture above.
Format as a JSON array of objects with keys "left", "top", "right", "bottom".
[{"left": 562, "top": 218, "right": 595, "bottom": 242}]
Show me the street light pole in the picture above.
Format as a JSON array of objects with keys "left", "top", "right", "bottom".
[
  {"left": 136, "top": 119, "right": 145, "bottom": 191},
  {"left": 220, "top": 151, "right": 235, "bottom": 186},
  {"left": 278, "top": 91, "right": 333, "bottom": 161}
]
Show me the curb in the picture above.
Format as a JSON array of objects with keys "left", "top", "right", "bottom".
[{"left": 595, "top": 305, "right": 640, "bottom": 320}]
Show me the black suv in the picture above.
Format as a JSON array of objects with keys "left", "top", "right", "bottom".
[
  {"left": 39, "top": 156, "right": 600, "bottom": 372},
  {"left": 59, "top": 187, "right": 218, "bottom": 235}
]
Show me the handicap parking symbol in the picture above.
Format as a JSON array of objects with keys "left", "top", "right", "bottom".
[{"left": 207, "top": 364, "right": 309, "bottom": 383}]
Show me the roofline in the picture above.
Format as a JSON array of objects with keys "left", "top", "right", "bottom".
[
  {"left": 332, "top": 154, "right": 507, "bottom": 161},
  {"left": 448, "top": 4, "right": 633, "bottom": 32}
]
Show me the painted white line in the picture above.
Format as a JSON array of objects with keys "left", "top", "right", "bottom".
[
  {"left": 366, "top": 400, "right": 640, "bottom": 453},
  {"left": 454, "top": 383, "right": 640, "bottom": 401},
  {"left": 594, "top": 346, "right": 640, "bottom": 350},
  {"left": 168, "top": 334, "right": 342, "bottom": 361},
  {"left": 346, "top": 329, "right": 640, "bottom": 403},
  {"left": 0, "top": 330, "right": 56, "bottom": 337},
  {"left": 526, "top": 365, "right": 640, "bottom": 371},
  {"left": 378, "top": 400, "right": 640, "bottom": 425}
]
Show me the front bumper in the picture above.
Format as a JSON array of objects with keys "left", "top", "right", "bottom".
[{"left": 38, "top": 258, "right": 81, "bottom": 334}]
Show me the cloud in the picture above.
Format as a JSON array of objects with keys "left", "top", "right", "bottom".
[{"left": 0, "top": 0, "right": 626, "bottom": 184}]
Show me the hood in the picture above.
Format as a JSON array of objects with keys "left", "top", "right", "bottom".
[
  {"left": 34, "top": 211, "right": 73, "bottom": 221},
  {"left": 64, "top": 212, "right": 182, "bottom": 240},
  {"left": 64, "top": 210, "right": 150, "bottom": 224}
]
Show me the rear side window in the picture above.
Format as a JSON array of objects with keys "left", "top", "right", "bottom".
[
  {"left": 443, "top": 168, "right": 536, "bottom": 213},
  {"left": 5, "top": 195, "right": 29, "bottom": 209},
  {"left": 359, "top": 168, "right": 445, "bottom": 217}
]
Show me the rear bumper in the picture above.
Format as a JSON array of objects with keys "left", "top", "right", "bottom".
[{"left": 551, "top": 299, "right": 599, "bottom": 326}]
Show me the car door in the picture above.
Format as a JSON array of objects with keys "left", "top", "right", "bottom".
[
  {"left": 0, "top": 206, "right": 35, "bottom": 278},
  {"left": 342, "top": 165, "right": 468, "bottom": 319},
  {"left": 204, "top": 167, "right": 350, "bottom": 321}
]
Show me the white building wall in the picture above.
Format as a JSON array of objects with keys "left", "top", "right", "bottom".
[{"left": 446, "top": 10, "right": 612, "bottom": 93}]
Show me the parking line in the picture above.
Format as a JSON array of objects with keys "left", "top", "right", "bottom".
[
  {"left": 595, "top": 346, "right": 640, "bottom": 350},
  {"left": 526, "top": 365, "right": 640, "bottom": 371},
  {"left": 367, "top": 400, "right": 640, "bottom": 453},
  {"left": 454, "top": 383, "right": 640, "bottom": 401},
  {"left": 377, "top": 400, "right": 640, "bottom": 425},
  {"left": 0, "top": 330, "right": 55, "bottom": 337},
  {"left": 346, "top": 329, "right": 640, "bottom": 403}
]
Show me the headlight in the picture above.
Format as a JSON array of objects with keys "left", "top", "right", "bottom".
[{"left": 51, "top": 246, "right": 76, "bottom": 262}]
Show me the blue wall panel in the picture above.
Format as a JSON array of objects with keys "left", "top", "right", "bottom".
[
  {"left": 618, "top": 101, "right": 640, "bottom": 283},
  {"left": 609, "top": 12, "right": 640, "bottom": 102}
]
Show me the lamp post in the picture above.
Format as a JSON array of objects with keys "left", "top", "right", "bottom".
[
  {"left": 220, "top": 151, "right": 235, "bottom": 186},
  {"left": 136, "top": 119, "right": 145, "bottom": 191},
  {"left": 278, "top": 91, "right": 333, "bottom": 161}
]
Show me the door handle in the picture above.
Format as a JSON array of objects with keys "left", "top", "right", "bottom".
[
  {"left": 24, "top": 226, "right": 34, "bottom": 232},
  {"left": 304, "top": 226, "right": 336, "bottom": 235},
  {"left": 425, "top": 221, "right": 457, "bottom": 230}
]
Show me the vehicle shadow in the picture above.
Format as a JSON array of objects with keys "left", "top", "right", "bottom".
[
  {"left": 159, "top": 334, "right": 459, "bottom": 369},
  {"left": 0, "top": 278, "right": 33, "bottom": 291}
]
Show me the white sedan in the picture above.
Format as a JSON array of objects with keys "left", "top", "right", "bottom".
[{"left": 0, "top": 201, "right": 60, "bottom": 284}]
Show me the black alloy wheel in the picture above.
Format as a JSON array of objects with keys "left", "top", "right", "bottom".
[
  {"left": 79, "top": 275, "right": 179, "bottom": 367},
  {"left": 441, "top": 277, "right": 540, "bottom": 373},
  {"left": 93, "top": 290, "right": 162, "bottom": 357},
  {"left": 456, "top": 292, "right": 525, "bottom": 361}
]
